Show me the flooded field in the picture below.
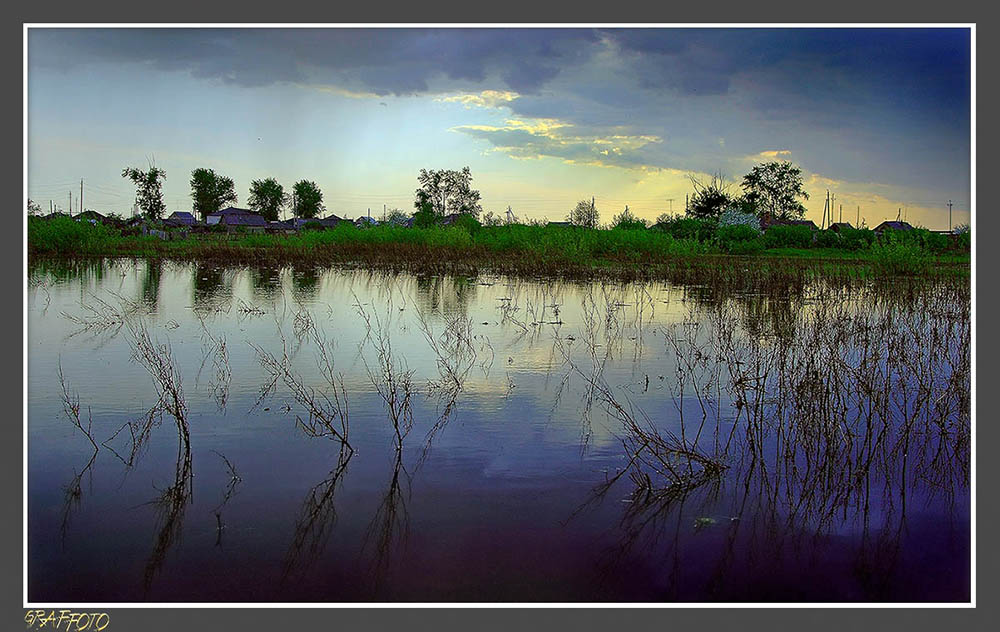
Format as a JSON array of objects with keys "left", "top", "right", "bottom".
[{"left": 27, "top": 259, "right": 971, "bottom": 602}]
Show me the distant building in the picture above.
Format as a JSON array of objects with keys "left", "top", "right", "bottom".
[
  {"left": 759, "top": 214, "right": 818, "bottom": 232},
  {"left": 873, "top": 220, "right": 914, "bottom": 234},
  {"left": 546, "top": 221, "right": 573, "bottom": 228},
  {"left": 165, "top": 211, "right": 198, "bottom": 227},
  {"left": 354, "top": 216, "right": 378, "bottom": 227},
  {"left": 206, "top": 207, "right": 268, "bottom": 232},
  {"left": 75, "top": 210, "right": 106, "bottom": 224},
  {"left": 829, "top": 222, "right": 854, "bottom": 233}
]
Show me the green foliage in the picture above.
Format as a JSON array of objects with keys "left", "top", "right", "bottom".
[
  {"left": 412, "top": 206, "right": 438, "bottom": 228},
  {"left": 762, "top": 225, "right": 814, "bottom": 249},
  {"left": 449, "top": 213, "right": 482, "bottom": 235},
  {"left": 248, "top": 177, "right": 288, "bottom": 222},
  {"left": 687, "top": 173, "right": 735, "bottom": 220},
  {"left": 384, "top": 208, "right": 410, "bottom": 227},
  {"left": 814, "top": 229, "right": 841, "bottom": 248},
  {"left": 838, "top": 227, "right": 875, "bottom": 251},
  {"left": 869, "top": 240, "right": 930, "bottom": 275},
  {"left": 741, "top": 161, "right": 809, "bottom": 221},
  {"left": 656, "top": 216, "right": 717, "bottom": 241},
  {"left": 414, "top": 166, "right": 483, "bottom": 218},
  {"left": 568, "top": 199, "right": 599, "bottom": 228},
  {"left": 28, "top": 215, "right": 124, "bottom": 255},
  {"left": 122, "top": 165, "right": 167, "bottom": 221},
  {"left": 292, "top": 180, "right": 325, "bottom": 219},
  {"left": 190, "top": 168, "right": 237, "bottom": 220},
  {"left": 612, "top": 206, "right": 647, "bottom": 230}
]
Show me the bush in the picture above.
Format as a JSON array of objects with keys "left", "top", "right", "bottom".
[
  {"left": 814, "top": 229, "right": 841, "bottom": 248},
  {"left": 762, "top": 225, "right": 814, "bottom": 249},
  {"left": 838, "top": 227, "right": 874, "bottom": 251},
  {"left": 655, "top": 216, "right": 717, "bottom": 242},
  {"left": 449, "top": 213, "right": 482, "bottom": 235},
  {"left": 726, "top": 237, "right": 766, "bottom": 255}
]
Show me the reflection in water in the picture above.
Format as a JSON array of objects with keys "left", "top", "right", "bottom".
[
  {"left": 193, "top": 263, "right": 230, "bottom": 311},
  {"left": 362, "top": 450, "right": 410, "bottom": 593},
  {"left": 139, "top": 260, "right": 163, "bottom": 310},
  {"left": 572, "top": 281, "right": 970, "bottom": 600},
  {"left": 250, "top": 265, "right": 282, "bottom": 302},
  {"left": 415, "top": 274, "right": 477, "bottom": 316},
  {"left": 282, "top": 444, "right": 353, "bottom": 584},
  {"left": 210, "top": 451, "right": 242, "bottom": 550},
  {"left": 290, "top": 265, "right": 322, "bottom": 304},
  {"left": 28, "top": 259, "right": 971, "bottom": 602}
]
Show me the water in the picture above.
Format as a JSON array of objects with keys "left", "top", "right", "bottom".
[{"left": 27, "top": 259, "right": 971, "bottom": 602}]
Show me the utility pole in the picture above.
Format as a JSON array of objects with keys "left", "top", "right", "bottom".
[
  {"left": 666, "top": 198, "right": 674, "bottom": 214},
  {"left": 839, "top": 204, "right": 842, "bottom": 224},
  {"left": 69, "top": 191, "right": 72, "bottom": 216},
  {"left": 948, "top": 200, "right": 953, "bottom": 232},
  {"left": 822, "top": 190, "right": 830, "bottom": 229},
  {"left": 80, "top": 179, "right": 83, "bottom": 214},
  {"left": 856, "top": 206, "right": 860, "bottom": 227},
  {"left": 685, "top": 194, "right": 689, "bottom": 214}
]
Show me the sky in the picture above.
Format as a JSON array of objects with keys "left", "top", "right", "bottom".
[{"left": 27, "top": 27, "right": 972, "bottom": 229}]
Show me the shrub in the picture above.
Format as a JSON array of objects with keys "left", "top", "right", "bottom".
[
  {"left": 762, "top": 225, "right": 813, "bottom": 249},
  {"left": 814, "top": 229, "right": 841, "bottom": 248},
  {"left": 838, "top": 227, "right": 874, "bottom": 251},
  {"left": 656, "top": 216, "right": 717, "bottom": 242}
]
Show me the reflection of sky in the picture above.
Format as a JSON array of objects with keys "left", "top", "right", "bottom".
[
  {"left": 27, "top": 28, "right": 971, "bottom": 230},
  {"left": 26, "top": 261, "right": 969, "bottom": 602}
]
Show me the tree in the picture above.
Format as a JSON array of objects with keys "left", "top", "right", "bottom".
[
  {"left": 248, "top": 178, "right": 288, "bottom": 222},
  {"left": 190, "top": 168, "right": 237, "bottom": 221},
  {"left": 687, "top": 172, "right": 735, "bottom": 220},
  {"left": 27, "top": 199, "right": 41, "bottom": 215},
  {"left": 612, "top": 205, "right": 647, "bottom": 230},
  {"left": 383, "top": 208, "right": 409, "bottom": 226},
  {"left": 414, "top": 166, "right": 483, "bottom": 218},
  {"left": 567, "top": 198, "right": 600, "bottom": 228},
  {"left": 291, "top": 180, "right": 325, "bottom": 219},
  {"left": 741, "top": 161, "right": 809, "bottom": 221},
  {"left": 122, "top": 164, "right": 167, "bottom": 221}
]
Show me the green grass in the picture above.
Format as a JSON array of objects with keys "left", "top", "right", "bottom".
[{"left": 28, "top": 216, "right": 970, "bottom": 280}]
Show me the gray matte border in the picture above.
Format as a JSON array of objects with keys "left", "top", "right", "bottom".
[{"left": 7, "top": 4, "right": 993, "bottom": 632}]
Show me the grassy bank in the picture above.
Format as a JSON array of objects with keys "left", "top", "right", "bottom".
[{"left": 28, "top": 216, "right": 970, "bottom": 281}]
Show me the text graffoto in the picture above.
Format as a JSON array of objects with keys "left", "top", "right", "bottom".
[{"left": 24, "top": 610, "right": 110, "bottom": 631}]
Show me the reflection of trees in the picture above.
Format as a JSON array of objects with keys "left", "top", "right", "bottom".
[
  {"left": 573, "top": 278, "right": 971, "bottom": 601},
  {"left": 414, "top": 274, "right": 476, "bottom": 317},
  {"left": 192, "top": 263, "right": 229, "bottom": 310},
  {"left": 250, "top": 265, "right": 282, "bottom": 302},
  {"left": 290, "top": 266, "right": 322, "bottom": 304},
  {"left": 140, "top": 259, "right": 163, "bottom": 310}
]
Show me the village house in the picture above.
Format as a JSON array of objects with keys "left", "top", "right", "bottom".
[{"left": 873, "top": 220, "right": 914, "bottom": 235}]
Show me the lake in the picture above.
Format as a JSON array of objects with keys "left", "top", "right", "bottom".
[{"left": 27, "top": 259, "right": 971, "bottom": 602}]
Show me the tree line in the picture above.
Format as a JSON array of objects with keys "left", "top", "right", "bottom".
[
  {"left": 115, "top": 159, "right": 806, "bottom": 228},
  {"left": 120, "top": 164, "right": 327, "bottom": 222}
]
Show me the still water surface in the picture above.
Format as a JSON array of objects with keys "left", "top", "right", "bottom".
[{"left": 27, "top": 260, "right": 970, "bottom": 602}]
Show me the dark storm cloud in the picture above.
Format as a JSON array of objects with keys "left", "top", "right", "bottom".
[
  {"left": 27, "top": 28, "right": 601, "bottom": 95},
  {"left": 28, "top": 27, "right": 971, "bottom": 193}
]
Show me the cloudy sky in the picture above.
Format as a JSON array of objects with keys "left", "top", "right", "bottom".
[{"left": 27, "top": 27, "right": 971, "bottom": 228}]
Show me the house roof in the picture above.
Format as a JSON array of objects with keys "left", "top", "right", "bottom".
[
  {"left": 209, "top": 206, "right": 254, "bottom": 217},
  {"left": 220, "top": 211, "right": 267, "bottom": 226},
  {"left": 829, "top": 222, "right": 854, "bottom": 231},
  {"left": 874, "top": 220, "right": 914, "bottom": 231}
]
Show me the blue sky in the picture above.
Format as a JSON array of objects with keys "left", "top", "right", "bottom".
[{"left": 27, "top": 27, "right": 971, "bottom": 228}]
